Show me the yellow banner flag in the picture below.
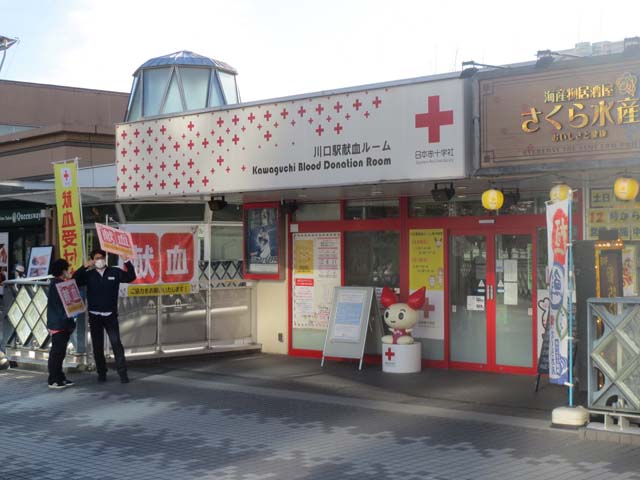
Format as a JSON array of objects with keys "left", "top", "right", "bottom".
[{"left": 54, "top": 162, "right": 83, "bottom": 271}]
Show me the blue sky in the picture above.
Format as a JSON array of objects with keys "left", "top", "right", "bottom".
[{"left": 2, "top": 0, "right": 640, "bottom": 102}]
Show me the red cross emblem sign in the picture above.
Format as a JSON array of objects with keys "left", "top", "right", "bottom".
[
  {"left": 385, "top": 347, "right": 395, "bottom": 361},
  {"left": 415, "top": 95, "right": 454, "bottom": 143}
]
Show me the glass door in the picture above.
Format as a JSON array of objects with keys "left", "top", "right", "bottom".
[
  {"left": 449, "top": 234, "right": 490, "bottom": 367},
  {"left": 494, "top": 233, "right": 534, "bottom": 369}
]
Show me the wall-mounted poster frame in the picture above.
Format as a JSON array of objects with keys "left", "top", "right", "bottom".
[
  {"left": 26, "top": 245, "right": 54, "bottom": 278},
  {"left": 243, "top": 202, "right": 282, "bottom": 280}
]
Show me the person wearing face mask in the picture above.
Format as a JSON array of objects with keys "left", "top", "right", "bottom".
[
  {"left": 73, "top": 248, "right": 136, "bottom": 383},
  {"left": 47, "top": 258, "right": 77, "bottom": 389}
]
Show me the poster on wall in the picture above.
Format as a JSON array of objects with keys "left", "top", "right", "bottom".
[
  {"left": 27, "top": 245, "right": 54, "bottom": 278},
  {"left": 119, "top": 224, "right": 198, "bottom": 297},
  {"left": 0, "top": 232, "right": 8, "bottom": 295},
  {"left": 409, "top": 229, "right": 444, "bottom": 340},
  {"left": 623, "top": 246, "right": 637, "bottom": 296},
  {"left": 292, "top": 232, "right": 341, "bottom": 331},
  {"left": 243, "top": 204, "right": 280, "bottom": 278},
  {"left": 546, "top": 199, "right": 570, "bottom": 385}
]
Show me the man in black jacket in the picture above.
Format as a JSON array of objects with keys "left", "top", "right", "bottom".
[{"left": 74, "top": 248, "right": 136, "bottom": 383}]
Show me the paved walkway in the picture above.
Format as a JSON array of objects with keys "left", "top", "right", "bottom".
[{"left": 1, "top": 355, "right": 639, "bottom": 479}]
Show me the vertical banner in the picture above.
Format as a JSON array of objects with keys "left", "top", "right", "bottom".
[
  {"left": 546, "top": 200, "right": 570, "bottom": 385},
  {"left": 409, "top": 229, "right": 444, "bottom": 340},
  {"left": 292, "top": 232, "right": 341, "bottom": 330},
  {"left": 54, "top": 161, "right": 83, "bottom": 271}
]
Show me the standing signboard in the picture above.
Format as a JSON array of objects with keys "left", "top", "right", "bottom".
[
  {"left": 53, "top": 160, "right": 84, "bottom": 271},
  {"left": 321, "top": 286, "right": 383, "bottom": 370}
]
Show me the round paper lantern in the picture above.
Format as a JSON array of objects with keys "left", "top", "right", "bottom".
[
  {"left": 550, "top": 183, "right": 571, "bottom": 202},
  {"left": 482, "top": 189, "right": 504, "bottom": 210},
  {"left": 614, "top": 176, "right": 639, "bottom": 201}
]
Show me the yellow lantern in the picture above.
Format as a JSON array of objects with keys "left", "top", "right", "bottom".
[
  {"left": 550, "top": 183, "right": 571, "bottom": 202},
  {"left": 482, "top": 189, "right": 504, "bottom": 210},
  {"left": 614, "top": 176, "right": 639, "bottom": 201}
]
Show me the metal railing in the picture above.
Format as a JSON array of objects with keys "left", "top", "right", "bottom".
[
  {"left": 1, "top": 261, "right": 257, "bottom": 367},
  {"left": 588, "top": 297, "right": 640, "bottom": 414}
]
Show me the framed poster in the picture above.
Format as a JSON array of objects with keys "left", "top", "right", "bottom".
[
  {"left": 27, "top": 245, "right": 53, "bottom": 278},
  {"left": 243, "top": 203, "right": 281, "bottom": 279}
]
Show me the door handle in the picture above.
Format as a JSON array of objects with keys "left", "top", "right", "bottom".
[{"left": 487, "top": 285, "right": 494, "bottom": 300}]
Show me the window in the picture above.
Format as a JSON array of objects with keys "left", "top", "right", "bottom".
[
  {"left": 143, "top": 67, "right": 171, "bottom": 117},
  {"left": 344, "top": 199, "right": 399, "bottom": 220},
  {"left": 345, "top": 231, "right": 400, "bottom": 288},
  {"left": 211, "top": 224, "right": 242, "bottom": 261},
  {"left": 218, "top": 71, "right": 238, "bottom": 104},
  {"left": 208, "top": 71, "right": 224, "bottom": 108},
  {"left": 161, "top": 71, "right": 184, "bottom": 114},
  {"left": 180, "top": 67, "right": 209, "bottom": 111},
  {"left": 121, "top": 203, "right": 205, "bottom": 222},
  {"left": 0, "top": 124, "right": 37, "bottom": 136},
  {"left": 293, "top": 203, "right": 340, "bottom": 221}
]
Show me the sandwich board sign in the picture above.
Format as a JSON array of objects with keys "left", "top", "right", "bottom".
[{"left": 321, "top": 286, "right": 384, "bottom": 370}]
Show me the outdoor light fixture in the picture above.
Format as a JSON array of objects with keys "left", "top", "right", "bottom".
[
  {"left": 614, "top": 176, "right": 639, "bottom": 201},
  {"left": 282, "top": 200, "right": 298, "bottom": 215},
  {"left": 481, "top": 188, "right": 504, "bottom": 211},
  {"left": 208, "top": 195, "right": 228, "bottom": 211},
  {"left": 550, "top": 182, "right": 571, "bottom": 202},
  {"left": 431, "top": 183, "right": 455, "bottom": 202}
]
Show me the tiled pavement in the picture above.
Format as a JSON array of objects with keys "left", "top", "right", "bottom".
[{"left": 2, "top": 360, "right": 640, "bottom": 480}]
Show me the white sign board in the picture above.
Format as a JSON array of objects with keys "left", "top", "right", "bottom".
[{"left": 116, "top": 78, "right": 466, "bottom": 198}]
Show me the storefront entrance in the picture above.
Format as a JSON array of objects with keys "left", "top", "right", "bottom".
[{"left": 449, "top": 228, "right": 537, "bottom": 374}]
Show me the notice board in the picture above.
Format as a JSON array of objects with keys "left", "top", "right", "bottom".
[{"left": 321, "top": 286, "right": 383, "bottom": 370}]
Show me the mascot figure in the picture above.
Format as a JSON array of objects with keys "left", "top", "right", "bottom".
[{"left": 380, "top": 286, "right": 426, "bottom": 345}]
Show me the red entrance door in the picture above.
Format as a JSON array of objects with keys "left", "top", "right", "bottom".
[{"left": 448, "top": 225, "right": 538, "bottom": 374}]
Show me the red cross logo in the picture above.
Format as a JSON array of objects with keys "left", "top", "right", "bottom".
[
  {"left": 202, "top": 138, "right": 209, "bottom": 148},
  {"left": 187, "top": 158, "right": 195, "bottom": 169},
  {"left": 232, "top": 115, "right": 240, "bottom": 125},
  {"left": 226, "top": 166, "right": 231, "bottom": 173},
  {"left": 334, "top": 123, "right": 343, "bottom": 134},
  {"left": 217, "top": 156, "right": 224, "bottom": 166},
  {"left": 315, "top": 125, "right": 324, "bottom": 136},
  {"left": 160, "top": 180, "right": 167, "bottom": 189},
  {"left": 297, "top": 106, "right": 306, "bottom": 117},
  {"left": 133, "top": 129, "right": 140, "bottom": 138},
  {"left": 146, "top": 163, "right": 153, "bottom": 173},
  {"left": 187, "top": 121, "right": 195, "bottom": 131},
  {"left": 160, "top": 161, "right": 167, "bottom": 171},
  {"left": 173, "top": 178, "right": 180, "bottom": 189},
  {"left": 147, "top": 145, "right": 153, "bottom": 155},
  {"left": 353, "top": 99, "right": 362, "bottom": 110},
  {"left": 415, "top": 95, "right": 454, "bottom": 143},
  {"left": 146, "top": 181, "right": 153, "bottom": 190},
  {"left": 424, "top": 297, "right": 436, "bottom": 318},
  {"left": 248, "top": 112, "right": 256, "bottom": 123},
  {"left": 241, "top": 165, "right": 246, "bottom": 172},
  {"left": 372, "top": 96, "right": 382, "bottom": 108},
  {"left": 133, "top": 146, "right": 140, "bottom": 156},
  {"left": 146, "top": 127, "right": 153, "bottom": 136},
  {"left": 173, "top": 160, "right": 180, "bottom": 170},
  {"left": 217, "top": 136, "right": 224, "bottom": 147},
  {"left": 160, "top": 144, "right": 167, "bottom": 153},
  {"left": 120, "top": 183, "right": 127, "bottom": 192},
  {"left": 232, "top": 134, "right": 240, "bottom": 145},
  {"left": 133, "top": 182, "right": 140, "bottom": 191},
  {"left": 264, "top": 131, "right": 272, "bottom": 141},
  {"left": 264, "top": 110, "right": 272, "bottom": 121},
  {"left": 334, "top": 101, "right": 343, "bottom": 113},
  {"left": 160, "top": 125, "right": 167, "bottom": 135},
  {"left": 217, "top": 117, "right": 224, "bottom": 127},
  {"left": 121, "top": 130, "right": 128, "bottom": 140},
  {"left": 133, "top": 164, "right": 140, "bottom": 173},
  {"left": 187, "top": 177, "right": 194, "bottom": 188},
  {"left": 315, "top": 104, "right": 324, "bottom": 115},
  {"left": 120, "top": 165, "right": 127, "bottom": 175},
  {"left": 202, "top": 176, "right": 209, "bottom": 186},
  {"left": 280, "top": 108, "right": 289, "bottom": 119},
  {"left": 385, "top": 347, "right": 395, "bottom": 361},
  {"left": 187, "top": 140, "right": 195, "bottom": 150},
  {"left": 120, "top": 148, "right": 127, "bottom": 157},
  {"left": 173, "top": 142, "right": 180, "bottom": 151}
]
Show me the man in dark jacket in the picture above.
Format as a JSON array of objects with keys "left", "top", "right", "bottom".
[
  {"left": 47, "top": 258, "right": 76, "bottom": 389},
  {"left": 74, "top": 248, "right": 136, "bottom": 383}
]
